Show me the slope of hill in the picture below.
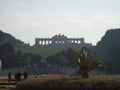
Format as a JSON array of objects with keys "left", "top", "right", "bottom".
[
  {"left": 0, "top": 30, "right": 26, "bottom": 47},
  {"left": 0, "top": 30, "right": 92, "bottom": 57},
  {"left": 16, "top": 45, "right": 84, "bottom": 58},
  {"left": 94, "top": 28, "right": 120, "bottom": 73}
]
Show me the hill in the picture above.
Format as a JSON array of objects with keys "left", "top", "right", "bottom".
[
  {"left": 16, "top": 45, "right": 86, "bottom": 58},
  {"left": 94, "top": 28, "right": 120, "bottom": 74},
  {"left": 0, "top": 30, "right": 93, "bottom": 57},
  {"left": 0, "top": 30, "right": 27, "bottom": 47}
]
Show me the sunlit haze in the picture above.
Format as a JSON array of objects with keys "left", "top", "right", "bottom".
[{"left": 0, "top": 0, "right": 120, "bottom": 45}]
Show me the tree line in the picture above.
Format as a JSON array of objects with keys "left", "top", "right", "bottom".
[{"left": 0, "top": 43, "right": 42, "bottom": 69}]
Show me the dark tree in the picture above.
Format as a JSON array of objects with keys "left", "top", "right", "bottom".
[
  {"left": 0, "top": 43, "right": 17, "bottom": 69},
  {"left": 30, "top": 55, "right": 42, "bottom": 65},
  {"left": 94, "top": 28, "right": 120, "bottom": 74}
]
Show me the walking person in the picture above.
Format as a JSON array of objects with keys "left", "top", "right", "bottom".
[
  {"left": 8, "top": 72, "right": 12, "bottom": 82},
  {"left": 14, "top": 72, "right": 17, "bottom": 82},
  {"left": 17, "top": 72, "right": 22, "bottom": 81},
  {"left": 23, "top": 72, "right": 28, "bottom": 79}
]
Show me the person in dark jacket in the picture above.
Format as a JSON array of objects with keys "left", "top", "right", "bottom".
[
  {"left": 23, "top": 72, "right": 28, "bottom": 79},
  {"left": 17, "top": 72, "right": 22, "bottom": 81},
  {"left": 8, "top": 72, "right": 12, "bottom": 82}
]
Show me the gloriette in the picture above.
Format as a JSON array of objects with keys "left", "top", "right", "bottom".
[{"left": 34, "top": 34, "right": 90, "bottom": 46}]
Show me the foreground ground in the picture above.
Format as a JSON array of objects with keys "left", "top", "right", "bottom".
[{"left": 1, "top": 75, "right": 120, "bottom": 90}]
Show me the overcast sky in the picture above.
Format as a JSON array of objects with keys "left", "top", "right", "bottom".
[{"left": 0, "top": 0, "right": 120, "bottom": 45}]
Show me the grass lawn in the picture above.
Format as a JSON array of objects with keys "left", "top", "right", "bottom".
[
  {"left": 1, "top": 75, "right": 120, "bottom": 90},
  {"left": 15, "top": 74, "right": 120, "bottom": 90},
  {"left": 0, "top": 87, "right": 13, "bottom": 90},
  {"left": 24, "top": 75, "right": 120, "bottom": 85}
]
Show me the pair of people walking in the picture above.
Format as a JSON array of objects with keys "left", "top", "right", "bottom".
[
  {"left": 14, "top": 72, "right": 22, "bottom": 81},
  {"left": 15, "top": 72, "right": 28, "bottom": 81}
]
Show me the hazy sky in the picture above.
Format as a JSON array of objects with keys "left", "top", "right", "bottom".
[{"left": 0, "top": 0, "right": 120, "bottom": 45}]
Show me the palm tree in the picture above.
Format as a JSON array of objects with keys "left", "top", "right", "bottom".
[{"left": 68, "top": 47, "right": 104, "bottom": 78}]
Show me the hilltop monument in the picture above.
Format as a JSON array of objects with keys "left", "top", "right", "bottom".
[{"left": 34, "top": 34, "right": 91, "bottom": 47}]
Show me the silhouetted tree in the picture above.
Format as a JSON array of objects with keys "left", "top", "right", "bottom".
[
  {"left": 30, "top": 55, "right": 42, "bottom": 65},
  {"left": 68, "top": 47, "right": 104, "bottom": 78},
  {"left": 0, "top": 43, "right": 17, "bottom": 69},
  {"left": 94, "top": 28, "right": 120, "bottom": 74}
]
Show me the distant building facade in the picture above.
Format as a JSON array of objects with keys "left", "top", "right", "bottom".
[{"left": 34, "top": 34, "right": 91, "bottom": 47}]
